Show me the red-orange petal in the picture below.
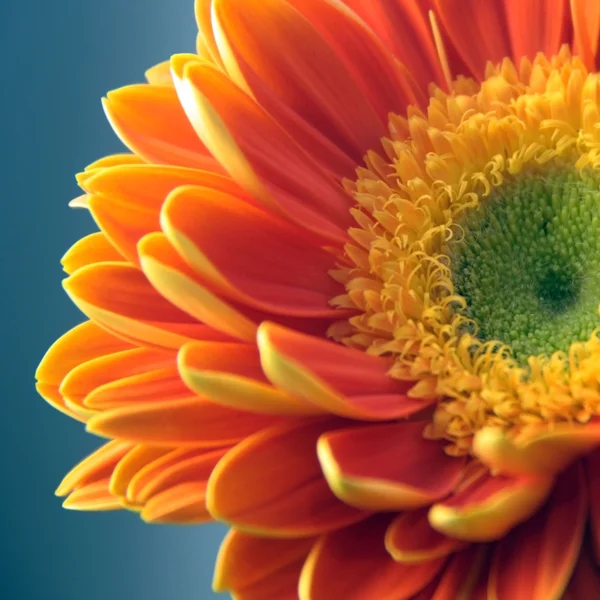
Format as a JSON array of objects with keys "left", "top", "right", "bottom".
[
  {"left": 81, "top": 164, "right": 247, "bottom": 264},
  {"left": 385, "top": 508, "right": 466, "bottom": 563},
  {"left": 488, "top": 463, "right": 587, "bottom": 600},
  {"left": 342, "top": 0, "right": 446, "bottom": 94},
  {"left": 87, "top": 396, "right": 287, "bottom": 448},
  {"left": 284, "top": 0, "right": 418, "bottom": 124},
  {"left": 430, "top": 545, "right": 490, "bottom": 600},
  {"left": 299, "top": 515, "right": 446, "bottom": 600},
  {"left": 472, "top": 420, "right": 600, "bottom": 476},
  {"left": 585, "top": 448, "right": 600, "bottom": 562},
  {"left": 61, "top": 232, "right": 124, "bottom": 274},
  {"left": 213, "top": 0, "right": 387, "bottom": 161},
  {"left": 213, "top": 530, "right": 315, "bottom": 593},
  {"left": 429, "top": 470, "right": 554, "bottom": 542},
  {"left": 172, "top": 56, "right": 352, "bottom": 243},
  {"left": 161, "top": 185, "right": 343, "bottom": 317},
  {"left": 231, "top": 560, "right": 305, "bottom": 600},
  {"left": 570, "top": 0, "right": 600, "bottom": 71},
  {"left": 258, "top": 322, "right": 428, "bottom": 420},
  {"left": 562, "top": 549, "right": 600, "bottom": 600},
  {"left": 504, "top": 0, "right": 570, "bottom": 62},
  {"left": 102, "top": 84, "right": 222, "bottom": 171},
  {"left": 178, "top": 341, "right": 324, "bottom": 416},
  {"left": 434, "top": 0, "right": 512, "bottom": 80},
  {"left": 318, "top": 421, "right": 465, "bottom": 511},
  {"left": 207, "top": 418, "right": 368, "bottom": 537}
]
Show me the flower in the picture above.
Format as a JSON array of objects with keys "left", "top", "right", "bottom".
[{"left": 36, "top": 0, "right": 600, "bottom": 598}]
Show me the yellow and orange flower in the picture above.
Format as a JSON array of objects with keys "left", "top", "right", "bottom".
[{"left": 37, "top": 0, "right": 600, "bottom": 598}]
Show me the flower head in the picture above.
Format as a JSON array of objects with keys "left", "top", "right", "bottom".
[{"left": 37, "top": 0, "right": 600, "bottom": 598}]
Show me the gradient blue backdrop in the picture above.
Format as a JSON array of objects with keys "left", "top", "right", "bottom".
[{"left": 3, "top": 1, "right": 227, "bottom": 598}]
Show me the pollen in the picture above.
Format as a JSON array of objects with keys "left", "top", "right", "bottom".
[{"left": 331, "top": 48, "right": 600, "bottom": 455}]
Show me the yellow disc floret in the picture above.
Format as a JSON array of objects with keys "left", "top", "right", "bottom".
[{"left": 332, "top": 47, "right": 600, "bottom": 455}]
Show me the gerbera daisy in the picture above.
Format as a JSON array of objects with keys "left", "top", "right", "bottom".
[{"left": 37, "top": 0, "right": 600, "bottom": 597}]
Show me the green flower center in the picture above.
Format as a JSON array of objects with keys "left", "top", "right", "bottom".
[{"left": 448, "top": 168, "right": 600, "bottom": 361}]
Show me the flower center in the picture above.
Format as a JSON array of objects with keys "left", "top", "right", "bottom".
[
  {"left": 331, "top": 50, "right": 600, "bottom": 454},
  {"left": 448, "top": 169, "right": 600, "bottom": 361}
]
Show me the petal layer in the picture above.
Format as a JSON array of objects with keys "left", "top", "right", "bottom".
[
  {"left": 318, "top": 421, "right": 465, "bottom": 510},
  {"left": 299, "top": 515, "right": 446, "bottom": 600},
  {"left": 429, "top": 470, "right": 554, "bottom": 542},
  {"left": 258, "top": 322, "right": 429, "bottom": 420},
  {"left": 207, "top": 418, "right": 368, "bottom": 537},
  {"left": 488, "top": 464, "right": 587, "bottom": 600}
]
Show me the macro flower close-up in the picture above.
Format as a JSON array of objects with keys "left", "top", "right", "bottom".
[{"left": 36, "top": 0, "right": 600, "bottom": 597}]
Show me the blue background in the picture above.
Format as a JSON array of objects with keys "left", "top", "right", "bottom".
[{"left": 3, "top": 1, "right": 227, "bottom": 598}]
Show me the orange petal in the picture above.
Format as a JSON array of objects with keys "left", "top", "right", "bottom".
[
  {"left": 258, "top": 322, "right": 428, "bottom": 420},
  {"left": 504, "top": 0, "right": 570, "bottom": 62},
  {"left": 161, "top": 185, "right": 343, "bottom": 317},
  {"left": 472, "top": 420, "right": 600, "bottom": 476},
  {"left": 144, "top": 60, "right": 173, "bottom": 86},
  {"left": 63, "top": 479, "right": 122, "bottom": 511},
  {"left": 178, "top": 341, "right": 324, "bottom": 416},
  {"left": 318, "top": 421, "right": 466, "bottom": 511},
  {"left": 213, "top": 0, "right": 386, "bottom": 161},
  {"left": 207, "top": 418, "right": 368, "bottom": 537},
  {"left": 56, "top": 440, "right": 134, "bottom": 496},
  {"left": 342, "top": 0, "right": 446, "bottom": 95},
  {"left": 129, "top": 447, "right": 228, "bottom": 505},
  {"left": 213, "top": 529, "right": 315, "bottom": 593},
  {"left": 488, "top": 463, "right": 587, "bottom": 600},
  {"left": 87, "top": 396, "right": 287, "bottom": 448},
  {"left": 230, "top": 560, "right": 305, "bottom": 600},
  {"left": 194, "top": 0, "right": 226, "bottom": 69},
  {"left": 110, "top": 444, "right": 172, "bottom": 497},
  {"left": 385, "top": 508, "right": 466, "bottom": 563},
  {"left": 299, "top": 515, "right": 446, "bottom": 600},
  {"left": 83, "top": 153, "right": 145, "bottom": 171},
  {"left": 63, "top": 262, "right": 231, "bottom": 349},
  {"left": 61, "top": 232, "right": 124, "bottom": 274},
  {"left": 81, "top": 164, "right": 248, "bottom": 264},
  {"left": 36, "top": 320, "right": 132, "bottom": 386},
  {"left": 36, "top": 321, "right": 132, "bottom": 419},
  {"left": 585, "top": 449, "right": 600, "bottom": 562},
  {"left": 102, "top": 84, "right": 222, "bottom": 170},
  {"left": 434, "top": 0, "right": 512, "bottom": 80},
  {"left": 429, "top": 470, "right": 554, "bottom": 542},
  {"left": 35, "top": 383, "right": 86, "bottom": 422},
  {"left": 85, "top": 367, "right": 189, "bottom": 410},
  {"left": 58, "top": 347, "right": 175, "bottom": 408},
  {"left": 570, "top": 0, "right": 600, "bottom": 71},
  {"left": 141, "top": 482, "right": 211, "bottom": 524},
  {"left": 172, "top": 56, "right": 352, "bottom": 243}
]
